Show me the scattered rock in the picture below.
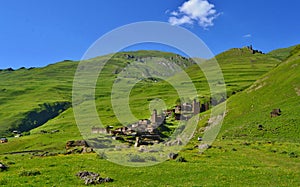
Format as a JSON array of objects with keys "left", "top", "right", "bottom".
[
  {"left": 33, "top": 151, "right": 58, "bottom": 157},
  {"left": 81, "top": 147, "right": 94, "bottom": 153},
  {"left": 51, "top": 130, "right": 60, "bottom": 133},
  {"left": 164, "top": 138, "right": 183, "bottom": 146},
  {"left": 66, "top": 140, "right": 88, "bottom": 149},
  {"left": 65, "top": 140, "right": 94, "bottom": 154},
  {"left": 0, "top": 163, "right": 8, "bottom": 171},
  {"left": 173, "top": 138, "right": 183, "bottom": 146},
  {"left": 128, "top": 154, "right": 145, "bottom": 162},
  {"left": 168, "top": 152, "right": 178, "bottom": 160},
  {"left": 76, "top": 171, "right": 113, "bottom": 185},
  {"left": 176, "top": 156, "right": 187, "bottom": 162},
  {"left": 270, "top": 109, "right": 281, "bottom": 118},
  {"left": 40, "top": 130, "right": 48, "bottom": 134},
  {"left": 257, "top": 124, "right": 264, "bottom": 130},
  {"left": 198, "top": 144, "right": 211, "bottom": 150},
  {"left": 65, "top": 148, "right": 83, "bottom": 155},
  {"left": 164, "top": 141, "right": 172, "bottom": 146},
  {"left": 242, "top": 142, "right": 251, "bottom": 146},
  {"left": 19, "top": 170, "right": 41, "bottom": 176},
  {"left": 138, "top": 146, "right": 147, "bottom": 152},
  {"left": 0, "top": 138, "right": 8, "bottom": 143}
]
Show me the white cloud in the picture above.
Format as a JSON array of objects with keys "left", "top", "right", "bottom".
[
  {"left": 168, "top": 15, "right": 193, "bottom": 26},
  {"left": 243, "top": 34, "right": 252, "bottom": 38},
  {"left": 170, "top": 11, "right": 179, "bottom": 16},
  {"left": 168, "top": 0, "right": 220, "bottom": 28}
]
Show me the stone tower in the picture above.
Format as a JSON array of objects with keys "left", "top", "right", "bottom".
[
  {"left": 192, "top": 99, "right": 200, "bottom": 115},
  {"left": 151, "top": 109, "right": 158, "bottom": 124}
]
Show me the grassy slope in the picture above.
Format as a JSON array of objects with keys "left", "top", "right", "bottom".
[
  {"left": 219, "top": 45, "right": 300, "bottom": 142},
  {"left": 0, "top": 47, "right": 299, "bottom": 186},
  {"left": 267, "top": 45, "right": 298, "bottom": 61},
  {"left": 0, "top": 48, "right": 282, "bottom": 152},
  {"left": 0, "top": 61, "right": 76, "bottom": 136},
  {"left": 0, "top": 141, "right": 299, "bottom": 186},
  {"left": 0, "top": 51, "right": 194, "bottom": 136}
]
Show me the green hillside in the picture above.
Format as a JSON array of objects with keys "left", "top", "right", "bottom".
[
  {"left": 220, "top": 45, "right": 300, "bottom": 141},
  {"left": 0, "top": 61, "right": 77, "bottom": 136},
  {"left": 0, "top": 51, "right": 194, "bottom": 137},
  {"left": 0, "top": 47, "right": 282, "bottom": 150},
  {"left": 0, "top": 46, "right": 299, "bottom": 186},
  {"left": 267, "top": 45, "right": 298, "bottom": 61}
]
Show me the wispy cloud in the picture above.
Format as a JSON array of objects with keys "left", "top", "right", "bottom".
[
  {"left": 168, "top": 0, "right": 220, "bottom": 29},
  {"left": 243, "top": 34, "right": 252, "bottom": 38}
]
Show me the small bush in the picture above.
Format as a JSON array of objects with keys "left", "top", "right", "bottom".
[{"left": 19, "top": 170, "right": 41, "bottom": 177}]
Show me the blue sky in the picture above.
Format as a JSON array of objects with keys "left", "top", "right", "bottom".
[{"left": 0, "top": 0, "right": 299, "bottom": 69}]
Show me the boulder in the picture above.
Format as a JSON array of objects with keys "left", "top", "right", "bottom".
[
  {"left": 0, "top": 162, "right": 8, "bottom": 171},
  {"left": 198, "top": 144, "right": 211, "bottom": 150},
  {"left": 76, "top": 171, "right": 113, "bottom": 185},
  {"left": 81, "top": 147, "right": 94, "bottom": 153},
  {"left": 66, "top": 140, "right": 88, "bottom": 149},
  {"left": 168, "top": 152, "right": 178, "bottom": 160},
  {"left": 170, "top": 138, "right": 183, "bottom": 146}
]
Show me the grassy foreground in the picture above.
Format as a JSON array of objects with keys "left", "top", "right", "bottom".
[{"left": 0, "top": 139, "right": 299, "bottom": 186}]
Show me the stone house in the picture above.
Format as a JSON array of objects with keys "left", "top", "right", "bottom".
[
  {"left": 91, "top": 127, "right": 110, "bottom": 134},
  {"left": 151, "top": 109, "right": 165, "bottom": 126}
]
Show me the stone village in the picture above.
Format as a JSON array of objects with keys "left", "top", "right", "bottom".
[
  {"left": 90, "top": 96, "right": 283, "bottom": 148},
  {"left": 91, "top": 99, "right": 207, "bottom": 147}
]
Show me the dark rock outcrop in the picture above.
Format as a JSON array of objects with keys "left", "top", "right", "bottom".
[
  {"left": 168, "top": 152, "right": 178, "bottom": 160},
  {"left": 76, "top": 171, "right": 113, "bottom": 185},
  {"left": 0, "top": 162, "right": 8, "bottom": 171}
]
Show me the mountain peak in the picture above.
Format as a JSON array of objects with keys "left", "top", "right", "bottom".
[{"left": 216, "top": 46, "right": 264, "bottom": 59}]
